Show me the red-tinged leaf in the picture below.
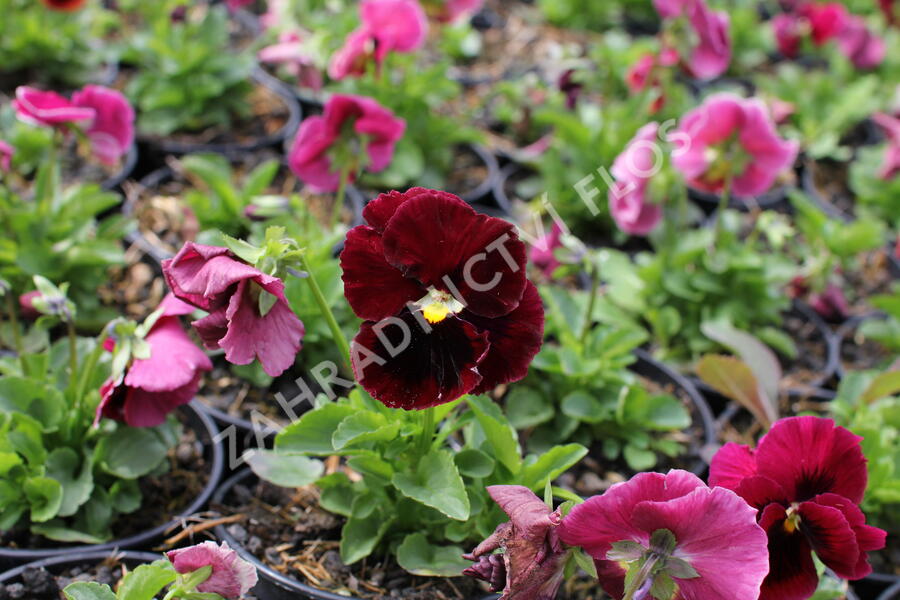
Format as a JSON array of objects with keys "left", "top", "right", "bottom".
[
  {"left": 701, "top": 321, "right": 781, "bottom": 413},
  {"left": 861, "top": 370, "right": 900, "bottom": 405},
  {"left": 696, "top": 355, "right": 776, "bottom": 428}
]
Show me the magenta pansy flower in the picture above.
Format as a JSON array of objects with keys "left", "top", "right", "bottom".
[
  {"left": 710, "top": 416, "right": 887, "bottom": 600},
  {"left": 167, "top": 541, "right": 258, "bottom": 599},
  {"left": 463, "top": 486, "right": 566, "bottom": 600},
  {"left": 654, "top": 0, "right": 731, "bottom": 80},
  {"left": 162, "top": 242, "right": 305, "bottom": 378},
  {"left": 225, "top": 0, "right": 254, "bottom": 12},
  {"left": 873, "top": 112, "right": 900, "bottom": 180},
  {"left": 608, "top": 122, "right": 664, "bottom": 236},
  {"left": 671, "top": 93, "right": 799, "bottom": 197},
  {"left": 559, "top": 470, "right": 769, "bottom": 600},
  {"left": 96, "top": 294, "right": 212, "bottom": 428},
  {"left": 530, "top": 223, "right": 563, "bottom": 278},
  {"left": 12, "top": 86, "right": 95, "bottom": 129},
  {"left": 837, "top": 16, "right": 886, "bottom": 69},
  {"left": 0, "top": 140, "right": 13, "bottom": 172},
  {"left": 288, "top": 94, "right": 405, "bottom": 193},
  {"left": 773, "top": 2, "right": 849, "bottom": 58},
  {"left": 258, "top": 31, "right": 324, "bottom": 91},
  {"left": 71, "top": 85, "right": 135, "bottom": 165},
  {"left": 328, "top": 0, "right": 428, "bottom": 80}
]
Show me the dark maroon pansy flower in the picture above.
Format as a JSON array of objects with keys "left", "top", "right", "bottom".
[
  {"left": 340, "top": 188, "right": 543, "bottom": 410},
  {"left": 41, "top": 0, "right": 86, "bottom": 11},
  {"left": 710, "top": 416, "right": 886, "bottom": 600}
]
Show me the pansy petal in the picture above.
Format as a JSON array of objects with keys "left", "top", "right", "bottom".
[
  {"left": 758, "top": 504, "right": 819, "bottom": 600},
  {"left": 797, "top": 500, "right": 860, "bottom": 579},
  {"left": 381, "top": 190, "right": 527, "bottom": 318},
  {"left": 755, "top": 416, "right": 867, "bottom": 504},
  {"left": 733, "top": 475, "right": 790, "bottom": 511},
  {"left": 124, "top": 317, "right": 212, "bottom": 392},
  {"left": 341, "top": 225, "right": 425, "bottom": 321},
  {"left": 192, "top": 309, "right": 229, "bottom": 350},
  {"left": 163, "top": 243, "right": 260, "bottom": 310},
  {"left": 351, "top": 311, "right": 487, "bottom": 410},
  {"left": 462, "top": 281, "right": 544, "bottom": 395},
  {"left": 708, "top": 442, "right": 758, "bottom": 490},
  {"left": 123, "top": 372, "right": 201, "bottom": 428},
  {"left": 811, "top": 493, "right": 885, "bottom": 579}
]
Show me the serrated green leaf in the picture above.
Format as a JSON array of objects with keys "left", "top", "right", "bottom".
[
  {"left": 396, "top": 533, "right": 470, "bottom": 576},
  {"left": 392, "top": 449, "right": 470, "bottom": 521}
]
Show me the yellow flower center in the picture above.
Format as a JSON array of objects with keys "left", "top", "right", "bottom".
[
  {"left": 784, "top": 505, "right": 801, "bottom": 534},
  {"left": 416, "top": 288, "right": 464, "bottom": 324}
]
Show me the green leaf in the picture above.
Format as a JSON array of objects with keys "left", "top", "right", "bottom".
[
  {"left": 467, "top": 396, "right": 521, "bottom": 473},
  {"left": 31, "top": 521, "right": 107, "bottom": 544},
  {"left": 860, "top": 371, "right": 900, "bottom": 405},
  {"left": 63, "top": 582, "right": 117, "bottom": 600},
  {"left": 109, "top": 479, "right": 142, "bottom": 513},
  {"left": 97, "top": 427, "right": 169, "bottom": 479},
  {"left": 116, "top": 561, "right": 177, "bottom": 600},
  {"left": 573, "top": 548, "right": 598, "bottom": 578},
  {"left": 623, "top": 445, "right": 657, "bottom": 471},
  {"left": 519, "top": 444, "right": 588, "bottom": 490},
  {"left": 276, "top": 403, "right": 355, "bottom": 455},
  {"left": 45, "top": 448, "right": 93, "bottom": 518},
  {"left": 607, "top": 540, "right": 645, "bottom": 562},
  {"left": 340, "top": 513, "right": 394, "bottom": 564},
  {"left": 332, "top": 411, "right": 400, "bottom": 450},
  {"left": 696, "top": 354, "right": 775, "bottom": 428},
  {"left": 650, "top": 573, "right": 676, "bottom": 600},
  {"left": 561, "top": 390, "right": 614, "bottom": 424},
  {"left": 392, "top": 449, "right": 470, "bottom": 521},
  {"left": 346, "top": 453, "right": 394, "bottom": 484},
  {"left": 505, "top": 387, "right": 554, "bottom": 429},
  {"left": 396, "top": 533, "right": 470, "bottom": 576},
  {"left": 243, "top": 159, "right": 280, "bottom": 198},
  {"left": 24, "top": 476, "right": 62, "bottom": 522},
  {"left": 454, "top": 448, "right": 495, "bottom": 478},
  {"left": 245, "top": 450, "right": 324, "bottom": 488},
  {"left": 666, "top": 557, "right": 700, "bottom": 579}
]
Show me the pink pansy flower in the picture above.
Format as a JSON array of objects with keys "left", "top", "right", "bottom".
[
  {"left": 559, "top": 470, "right": 769, "bottom": 600},
  {"left": 772, "top": 13, "right": 804, "bottom": 58},
  {"left": 96, "top": 295, "right": 213, "bottom": 428},
  {"left": 803, "top": 3, "right": 849, "bottom": 44},
  {"left": 328, "top": 0, "right": 428, "bottom": 80},
  {"left": 530, "top": 222, "right": 563, "bottom": 277},
  {"left": 0, "top": 140, "right": 13, "bottom": 172},
  {"left": 225, "top": 0, "right": 254, "bottom": 12},
  {"left": 167, "top": 542, "right": 258, "bottom": 599},
  {"left": 872, "top": 112, "right": 900, "bottom": 180},
  {"left": 18, "top": 290, "right": 41, "bottom": 321},
  {"left": 288, "top": 94, "right": 405, "bottom": 193},
  {"left": 671, "top": 93, "right": 799, "bottom": 197},
  {"left": 71, "top": 85, "right": 135, "bottom": 165},
  {"left": 837, "top": 16, "right": 886, "bottom": 69},
  {"left": 608, "top": 123, "right": 664, "bottom": 236},
  {"left": 463, "top": 486, "right": 567, "bottom": 600},
  {"left": 259, "top": 31, "right": 324, "bottom": 91},
  {"left": 162, "top": 242, "right": 305, "bottom": 378},
  {"left": 435, "top": 0, "right": 484, "bottom": 23},
  {"left": 12, "top": 86, "right": 95, "bottom": 129},
  {"left": 654, "top": 0, "right": 731, "bottom": 80},
  {"left": 710, "top": 416, "right": 887, "bottom": 600}
]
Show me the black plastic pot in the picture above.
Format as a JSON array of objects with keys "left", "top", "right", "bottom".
[
  {"left": 492, "top": 162, "right": 531, "bottom": 214},
  {"left": 800, "top": 161, "right": 853, "bottom": 222},
  {"left": 212, "top": 468, "right": 497, "bottom": 600},
  {"left": 0, "top": 550, "right": 162, "bottom": 590},
  {"left": 122, "top": 163, "right": 365, "bottom": 265},
  {"left": 139, "top": 68, "right": 302, "bottom": 159},
  {"left": 853, "top": 573, "right": 900, "bottom": 600},
  {"left": 0, "top": 401, "right": 224, "bottom": 568},
  {"left": 630, "top": 349, "right": 718, "bottom": 474},
  {"left": 100, "top": 144, "right": 139, "bottom": 191},
  {"left": 835, "top": 312, "right": 893, "bottom": 380}
]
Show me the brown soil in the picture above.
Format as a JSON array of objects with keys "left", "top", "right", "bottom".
[
  {"left": 0, "top": 412, "right": 208, "bottom": 550},
  {"left": 779, "top": 309, "right": 832, "bottom": 392},
  {"left": 215, "top": 477, "right": 486, "bottom": 600},
  {"left": 196, "top": 363, "right": 283, "bottom": 427},
  {"left": 840, "top": 318, "right": 895, "bottom": 373},
  {"left": 842, "top": 248, "right": 898, "bottom": 317},
  {"left": 806, "top": 159, "right": 854, "bottom": 217},
  {"left": 97, "top": 241, "right": 167, "bottom": 322},
  {"left": 0, "top": 557, "right": 128, "bottom": 600},
  {"left": 446, "top": 146, "right": 490, "bottom": 198}
]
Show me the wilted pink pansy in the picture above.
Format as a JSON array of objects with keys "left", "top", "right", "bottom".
[
  {"left": 873, "top": 112, "right": 900, "bottom": 180},
  {"left": 809, "top": 282, "right": 851, "bottom": 321},
  {"left": 328, "top": 0, "right": 427, "bottom": 79},
  {"left": 0, "top": 140, "right": 12, "bottom": 172},
  {"left": 12, "top": 86, "right": 95, "bottom": 128},
  {"left": 530, "top": 223, "right": 564, "bottom": 278},
  {"left": 654, "top": 0, "right": 731, "bottom": 80},
  {"left": 167, "top": 541, "right": 258, "bottom": 599},
  {"left": 288, "top": 94, "right": 405, "bottom": 192},
  {"left": 96, "top": 295, "right": 212, "bottom": 428},
  {"left": 671, "top": 93, "right": 799, "bottom": 197},
  {"left": 559, "top": 470, "right": 769, "bottom": 600},
  {"left": 71, "top": 85, "right": 135, "bottom": 165},
  {"left": 463, "top": 486, "right": 567, "bottom": 600},
  {"left": 608, "top": 122, "right": 664, "bottom": 236},
  {"left": 710, "top": 416, "right": 886, "bottom": 600},
  {"left": 837, "top": 15, "right": 886, "bottom": 69},
  {"left": 162, "top": 242, "right": 305, "bottom": 378}
]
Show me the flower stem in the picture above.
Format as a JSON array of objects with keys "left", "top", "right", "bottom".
[
  {"left": 67, "top": 319, "right": 78, "bottom": 383},
  {"left": 622, "top": 555, "right": 660, "bottom": 600},
  {"left": 299, "top": 253, "right": 351, "bottom": 369},
  {"left": 330, "top": 165, "right": 351, "bottom": 231},
  {"left": 75, "top": 329, "right": 109, "bottom": 422},
  {"left": 713, "top": 172, "right": 733, "bottom": 247},
  {"left": 4, "top": 293, "right": 23, "bottom": 358},
  {"left": 416, "top": 407, "right": 435, "bottom": 456},
  {"left": 579, "top": 261, "right": 599, "bottom": 345}
]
